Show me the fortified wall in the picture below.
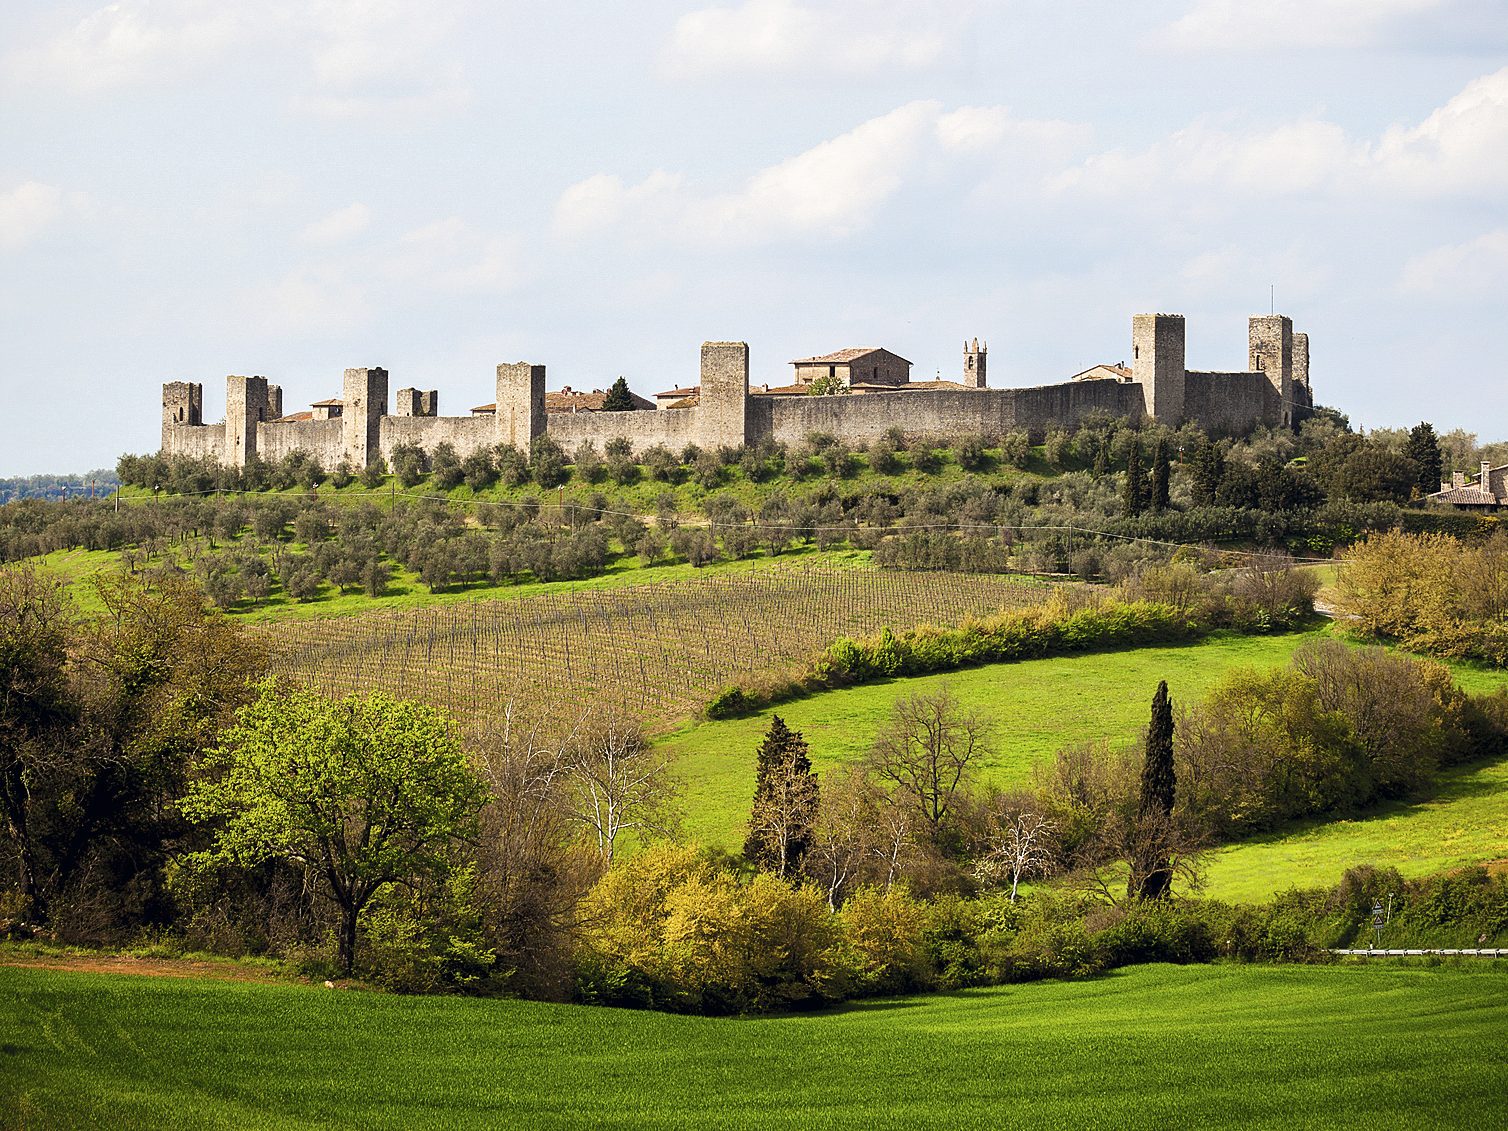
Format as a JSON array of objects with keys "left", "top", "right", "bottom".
[{"left": 160, "top": 313, "right": 1313, "bottom": 468}]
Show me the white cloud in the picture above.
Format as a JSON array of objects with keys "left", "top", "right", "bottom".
[
  {"left": 1054, "top": 67, "right": 1508, "bottom": 204},
  {"left": 1398, "top": 228, "right": 1508, "bottom": 294},
  {"left": 1151, "top": 0, "right": 1444, "bottom": 52},
  {"left": 6, "top": 1, "right": 468, "bottom": 116},
  {"left": 300, "top": 202, "right": 373, "bottom": 246},
  {"left": 0, "top": 182, "right": 66, "bottom": 251},
  {"left": 662, "top": 0, "right": 965, "bottom": 78},
  {"left": 555, "top": 100, "right": 1076, "bottom": 247}
]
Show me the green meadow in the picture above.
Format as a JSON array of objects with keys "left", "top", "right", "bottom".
[{"left": 2, "top": 963, "right": 1503, "bottom": 1129}]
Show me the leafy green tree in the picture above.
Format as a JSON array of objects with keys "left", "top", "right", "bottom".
[
  {"left": 1188, "top": 439, "right": 1224, "bottom": 506},
  {"left": 601, "top": 376, "right": 639, "bottom": 412},
  {"left": 0, "top": 564, "right": 75, "bottom": 922},
  {"left": 360, "top": 457, "right": 388, "bottom": 489},
  {"left": 1129, "top": 681, "right": 1176, "bottom": 901},
  {"left": 744, "top": 715, "right": 819, "bottom": 878},
  {"left": 183, "top": 681, "right": 487, "bottom": 974},
  {"left": 1405, "top": 422, "right": 1443, "bottom": 497},
  {"left": 430, "top": 442, "right": 463, "bottom": 490}
]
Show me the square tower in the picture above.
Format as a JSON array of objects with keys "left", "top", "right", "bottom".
[
  {"left": 342, "top": 367, "right": 389, "bottom": 469},
  {"left": 1248, "top": 315, "right": 1293, "bottom": 427},
  {"left": 1293, "top": 332, "right": 1310, "bottom": 391},
  {"left": 963, "top": 339, "right": 987, "bottom": 389},
  {"left": 161, "top": 381, "right": 202, "bottom": 451},
  {"left": 225, "top": 375, "right": 271, "bottom": 467},
  {"left": 1131, "top": 314, "right": 1185, "bottom": 424},
  {"left": 495, "top": 362, "right": 546, "bottom": 450},
  {"left": 699, "top": 342, "right": 749, "bottom": 450}
]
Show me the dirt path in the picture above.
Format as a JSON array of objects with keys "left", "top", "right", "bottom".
[{"left": 0, "top": 951, "right": 286, "bottom": 984}]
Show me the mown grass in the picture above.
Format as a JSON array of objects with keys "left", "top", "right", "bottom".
[
  {"left": 663, "top": 630, "right": 1335, "bottom": 849},
  {"left": 1, "top": 963, "right": 1503, "bottom": 1129},
  {"left": 1201, "top": 756, "right": 1508, "bottom": 903}
]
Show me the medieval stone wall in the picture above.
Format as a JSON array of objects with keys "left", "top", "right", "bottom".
[
  {"left": 258, "top": 418, "right": 343, "bottom": 465},
  {"left": 378, "top": 415, "right": 495, "bottom": 463},
  {"left": 1183, "top": 372, "right": 1280, "bottom": 432},
  {"left": 162, "top": 422, "right": 223, "bottom": 462},
  {"left": 546, "top": 406, "right": 703, "bottom": 452}
]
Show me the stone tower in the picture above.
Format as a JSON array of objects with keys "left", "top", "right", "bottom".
[
  {"left": 495, "top": 362, "right": 546, "bottom": 450},
  {"left": 342, "top": 367, "right": 388, "bottom": 469},
  {"left": 1248, "top": 315, "right": 1293, "bottom": 427},
  {"left": 1293, "top": 332, "right": 1310, "bottom": 393},
  {"left": 963, "top": 339, "right": 987, "bottom": 389},
  {"left": 699, "top": 342, "right": 749, "bottom": 450},
  {"left": 161, "top": 381, "right": 202, "bottom": 450},
  {"left": 1131, "top": 313, "right": 1186, "bottom": 424},
  {"left": 225, "top": 375, "right": 272, "bottom": 467}
]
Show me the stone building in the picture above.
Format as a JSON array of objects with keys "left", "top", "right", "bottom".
[
  {"left": 1428, "top": 462, "right": 1506, "bottom": 512},
  {"left": 159, "top": 311, "right": 1312, "bottom": 469},
  {"left": 790, "top": 347, "right": 912, "bottom": 389}
]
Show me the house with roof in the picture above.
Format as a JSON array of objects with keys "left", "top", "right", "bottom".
[
  {"left": 1428, "top": 461, "right": 1507, "bottom": 512},
  {"left": 791, "top": 347, "right": 911, "bottom": 389},
  {"left": 471, "top": 385, "right": 654, "bottom": 416}
]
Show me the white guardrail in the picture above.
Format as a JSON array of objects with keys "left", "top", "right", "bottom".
[{"left": 1330, "top": 948, "right": 1508, "bottom": 958}]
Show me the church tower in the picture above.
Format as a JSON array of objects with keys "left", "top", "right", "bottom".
[{"left": 963, "top": 338, "right": 987, "bottom": 388}]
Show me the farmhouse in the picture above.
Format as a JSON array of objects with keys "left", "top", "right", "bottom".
[
  {"left": 1428, "top": 462, "right": 1507, "bottom": 512},
  {"left": 159, "top": 311, "right": 1315, "bottom": 470}
]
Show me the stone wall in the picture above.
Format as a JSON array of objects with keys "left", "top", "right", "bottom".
[
  {"left": 258, "top": 418, "right": 343, "bottom": 465},
  {"left": 1183, "top": 372, "right": 1280, "bottom": 432},
  {"left": 755, "top": 379, "right": 1145, "bottom": 446},
  {"left": 546, "top": 406, "right": 703, "bottom": 453},
  {"left": 163, "top": 422, "right": 223, "bottom": 462},
  {"left": 378, "top": 414, "right": 495, "bottom": 462}
]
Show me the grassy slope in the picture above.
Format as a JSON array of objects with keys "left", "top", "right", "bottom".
[
  {"left": 664, "top": 630, "right": 1331, "bottom": 849},
  {"left": 2, "top": 963, "right": 1504, "bottom": 1129}
]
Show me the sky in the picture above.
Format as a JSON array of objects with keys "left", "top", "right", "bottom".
[{"left": 1, "top": 0, "right": 1506, "bottom": 476}]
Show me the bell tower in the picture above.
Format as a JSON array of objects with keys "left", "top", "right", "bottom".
[{"left": 964, "top": 338, "right": 987, "bottom": 388}]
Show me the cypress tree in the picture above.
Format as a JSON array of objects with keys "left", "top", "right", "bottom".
[
  {"left": 1123, "top": 442, "right": 1147, "bottom": 517},
  {"left": 745, "top": 715, "right": 818, "bottom": 877},
  {"left": 601, "top": 376, "right": 638, "bottom": 412},
  {"left": 1405, "top": 421, "right": 1443, "bottom": 497},
  {"left": 1130, "top": 680, "right": 1176, "bottom": 901},
  {"left": 1150, "top": 436, "right": 1171, "bottom": 512},
  {"left": 1189, "top": 439, "right": 1225, "bottom": 507}
]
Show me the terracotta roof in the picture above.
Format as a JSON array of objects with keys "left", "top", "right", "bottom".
[
  {"left": 310, "top": 398, "right": 344, "bottom": 407},
  {"left": 752, "top": 383, "right": 812, "bottom": 396},
  {"left": 883, "top": 380, "right": 973, "bottom": 390},
  {"left": 271, "top": 411, "right": 314, "bottom": 423},
  {"left": 1430, "top": 486, "right": 1499, "bottom": 505},
  {"left": 471, "top": 403, "right": 496, "bottom": 414},
  {"left": 1070, "top": 364, "right": 1133, "bottom": 382},
  {"left": 666, "top": 395, "right": 699, "bottom": 409},
  {"left": 656, "top": 385, "right": 699, "bottom": 398},
  {"left": 475, "top": 389, "right": 656, "bottom": 414},
  {"left": 791, "top": 347, "right": 911, "bottom": 366}
]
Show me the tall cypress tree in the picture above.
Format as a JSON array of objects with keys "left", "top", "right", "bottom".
[
  {"left": 1149, "top": 436, "right": 1171, "bottom": 512},
  {"left": 1405, "top": 421, "right": 1443, "bottom": 497},
  {"left": 745, "top": 715, "right": 818, "bottom": 877},
  {"left": 1123, "top": 442, "right": 1147, "bottom": 517},
  {"left": 1129, "top": 680, "right": 1176, "bottom": 901},
  {"left": 601, "top": 376, "right": 638, "bottom": 412},
  {"left": 1189, "top": 439, "right": 1225, "bottom": 507}
]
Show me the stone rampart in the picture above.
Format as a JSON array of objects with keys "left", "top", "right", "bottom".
[
  {"left": 162, "top": 423, "right": 224, "bottom": 462},
  {"left": 1183, "top": 372, "right": 1280, "bottom": 432},
  {"left": 378, "top": 415, "right": 495, "bottom": 462},
  {"left": 546, "top": 406, "right": 703, "bottom": 453},
  {"left": 258, "top": 418, "right": 343, "bottom": 465}
]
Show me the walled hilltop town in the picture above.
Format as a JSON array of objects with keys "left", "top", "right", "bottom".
[{"left": 160, "top": 311, "right": 1314, "bottom": 469}]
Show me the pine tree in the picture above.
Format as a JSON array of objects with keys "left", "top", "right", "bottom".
[
  {"left": 1405, "top": 421, "right": 1443, "bottom": 497},
  {"left": 1150, "top": 436, "right": 1171, "bottom": 512},
  {"left": 745, "top": 715, "right": 819, "bottom": 878},
  {"left": 601, "top": 376, "right": 638, "bottom": 412},
  {"left": 1129, "top": 680, "right": 1176, "bottom": 901},
  {"left": 1123, "top": 441, "right": 1147, "bottom": 517}
]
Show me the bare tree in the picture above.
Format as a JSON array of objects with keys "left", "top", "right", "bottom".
[
  {"left": 866, "top": 686, "right": 991, "bottom": 836},
  {"left": 564, "top": 708, "right": 678, "bottom": 865},
  {"left": 975, "top": 810, "right": 1057, "bottom": 902},
  {"left": 803, "top": 765, "right": 874, "bottom": 909}
]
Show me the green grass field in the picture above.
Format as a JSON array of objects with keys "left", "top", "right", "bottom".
[
  {"left": 665, "top": 630, "right": 1335, "bottom": 848},
  {"left": 2, "top": 963, "right": 1503, "bottom": 1128},
  {"left": 1201, "top": 755, "right": 1508, "bottom": 902}
]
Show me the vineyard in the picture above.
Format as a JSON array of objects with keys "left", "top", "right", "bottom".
[{"left": 264, "top": 563, "right": 1059, "bottom": 725}]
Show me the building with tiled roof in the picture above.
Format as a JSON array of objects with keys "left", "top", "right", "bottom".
[
  {"left": 1428, "top": 462, "right": 1506, "bottom": 511},
  {"left": 473, "top": 385, "right": 654, "bottom": 416},
  {"left": 791, "top": 347, "right": 911, "bottom": 388},
  {"left": 1071, "top": 363, "right": 1134, "bottom": 382}
]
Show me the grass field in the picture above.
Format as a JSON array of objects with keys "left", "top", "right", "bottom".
[
  {"left": 2, "top": 962, "right": 1503, "bottom": 1128},
  {"left": 1201, "top": 755, "right": 1508, "bottom": 902},
  {"left": 665, "top": 630, "right": 1335, "bottom": 848}
]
